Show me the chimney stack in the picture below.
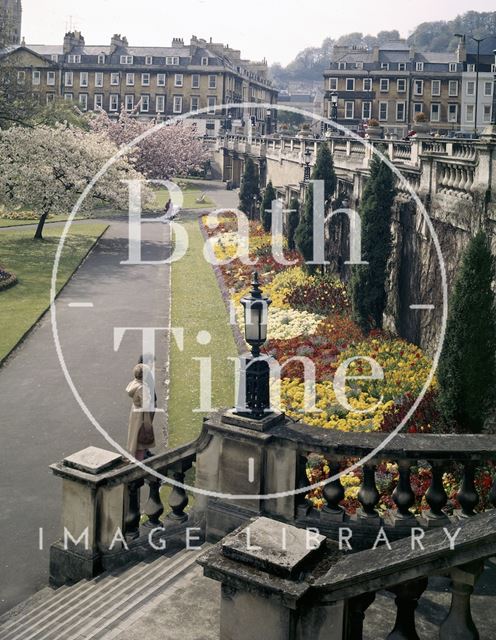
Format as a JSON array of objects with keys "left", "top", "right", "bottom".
[
  {"left": 63, "top": 30, "right": 85, "bottom": 54},
  {"left": 110, "top": 34, "right": 128, "bottom": 54}
]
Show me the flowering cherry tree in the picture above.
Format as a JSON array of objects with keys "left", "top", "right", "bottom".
[
  {"left": 90, "top": 108, "right": 209, "bottom": 180},
  {"left": 0, "top": 124, "right": 147, "bottom": 239}
]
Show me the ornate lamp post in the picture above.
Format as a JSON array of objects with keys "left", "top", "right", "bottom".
[
  {"left": 492, "top": 50, "right": 496, "bottom": 127},
  {"left": 304, "top": 147, "right": 312, "bottom": 182},
  {"left": 330, "top": 92, "right": 338, "bottom": 122},
  {"left": 236, "top": 272, "right": 272, "bottom": 419},
  {"left": 266, "top": 107, "right": 272, "bottom": 135}
]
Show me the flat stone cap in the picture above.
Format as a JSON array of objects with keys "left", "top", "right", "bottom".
[
  {"left": 222, "top": 517, "right": 326, "bottom": 578},
  {"left": 63, "top": 447, "right": 123, "bottom": 475}
]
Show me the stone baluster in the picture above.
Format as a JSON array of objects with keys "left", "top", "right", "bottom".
[
  {"left": 440, "top": 561, "right": 484, "bottom": 640},
  {"left": 345, "top": 592, "right": 376, "bottom": 640},
  {"left": 167, "top": 470, "right": 189, "bottom": 523},
  {"left": 143, "top": 477, "right": 164, "bottom": 527},
  {"left": 425, "top": 461, "right": 449, "bottom": 525},
  {"left": 323, "top": 460, "right": 345, "bottom": 520},
  {"left": 392, "top": 460, "right": 415, "bottom": 521},
  {"left": 296, "top": 454, "right": 313, "bottom": 517},
  {"left": 457, "top": 462, "right": 479, "bottom": 518},
  {"left": 358, "top": 463, "right": 380, "bottom": 519},
  {"left": 387, "top": 577, "right": 429, "bottom": 640},
  {"left": 124, "top": 479, "right": 143, "bottom": 539}
]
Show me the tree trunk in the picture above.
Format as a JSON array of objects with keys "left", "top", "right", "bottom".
[{"left": 34, "top": 212, "right": 48, "bottom": 240}]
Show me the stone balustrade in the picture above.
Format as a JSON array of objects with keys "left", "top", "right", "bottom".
[
  {"left": 215, "top": 129, "right": 496, "bottom": 209},
  {"left": 49, "top": 409, "right": 496, "bottom": 637},
  {"left": 199, "top": 512, "right": 496, "bottom": 639},
  {"left": 48, "top": 426, "right": 211, "bottom": 585},
  {"left": 197, "top": 412, "right": 496, "bottom": 550}
]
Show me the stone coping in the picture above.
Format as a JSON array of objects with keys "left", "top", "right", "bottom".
[{"left": 199, "top": 511, "right": 496, "bottom": 606}]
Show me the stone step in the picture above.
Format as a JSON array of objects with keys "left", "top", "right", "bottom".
[
  {"left": 0, "top": 561, "right": 147, "bottom": 640},
  {"left": 74, "top": 550, "right": 203, "bottom": 640},
  {"left": 0, "top": 547, "right": 204, "bottom": 640}
]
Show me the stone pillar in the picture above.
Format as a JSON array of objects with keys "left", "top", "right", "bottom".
[
  {"left": 198, "top": 517, "right": 344, "bottom": 640},
  {"left": 49, "top": 447, "right": 124, "bottom": 586},
  {"left": 196, "top": 411, "right": 290, "bottom": 542}
]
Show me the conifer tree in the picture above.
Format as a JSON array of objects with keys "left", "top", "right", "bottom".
[
  {"left": 238, "top": 158, "right": 259, "bottom": 217},
  {"left": 294, "top": 143, "right": 337, "bottom": 271},
  {"left": 350, "top": 153, "right": 396, "bottom": 331},
  {"left": 260, "top": 181, "right": 276, "bottom": 232},
  {"left": 287, "top": 197, "right": 300, "bottom": 251},
  {"left": 312, "top": 142, "right": 336, "bottom": 207},
  {"left": 295, "top": 186, "right": 315, "bottom": 273},
  {"left": 437, "top": 231, "right": 496, "bottom": 433}
]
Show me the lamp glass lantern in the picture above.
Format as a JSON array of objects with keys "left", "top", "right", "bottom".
[
  {"left": 331, "top": 92, "right": 338, "bottom": 106},
  {"left": 240, "top": 272, "right": 272, "bottom": 355}
]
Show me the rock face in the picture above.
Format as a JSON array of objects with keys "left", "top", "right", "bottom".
[{"left": 328, "top": 189, "right": 496, "bottom": 355}]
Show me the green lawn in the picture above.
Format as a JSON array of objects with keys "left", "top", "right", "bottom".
[
  {"left": 0, "top": 224, "right": 108, "bottom": 361},
  {"left": 168, "top": 211, "right": 236, "bottom": 446}
]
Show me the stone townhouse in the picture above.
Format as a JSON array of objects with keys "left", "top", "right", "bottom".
[
  {"left": 459, "top": 35, "right": 496, "bottom": 133},
  {"left": 323, "top": 40, "right": 466, "bottom": 137},
  {"left": 0, "top": 31, "right": 277, "bottom": 135}
]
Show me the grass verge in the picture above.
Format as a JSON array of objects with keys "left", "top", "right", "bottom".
[
  {"left": 0, "top": 223, "right": 108, "bottom": 362},
  {"left": 168, "top": 211, "right": 236, "bottom": 447}
]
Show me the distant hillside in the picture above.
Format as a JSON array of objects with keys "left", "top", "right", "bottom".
[{"left": 270, "top": 10, "right": 496, "bottom": 90}]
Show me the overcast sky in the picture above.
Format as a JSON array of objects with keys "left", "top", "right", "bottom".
[{"left": 21, "top": 0, "right": 496, "bottom": 65}]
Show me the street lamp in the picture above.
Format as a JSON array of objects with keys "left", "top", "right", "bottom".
[
  {"left": 330, "top": 92, "right": 338, "bottom": 122},
  {"left": 492, "top": 50, "right": 496, "bottom": 126},
  {"left": 455, "top": 33, "right": 490, "bottom": 135},
  {"left": 304, "top": 147, "right": 312, "bottom": 182},
  {"left": 251, "top": 193, "right": 258, "bottom": 220},
  {"left": 266, "top": 107, "right": 272, "bottom": 135},
  {"left": 237, "top": 272, "right": 272, "bottom": 419}
]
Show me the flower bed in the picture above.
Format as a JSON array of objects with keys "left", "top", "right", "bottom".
[
  {"left": 200, "top": 212, "right": 486, "bottom": 512},
  {"left": 0, "top": 266, "right": 18, "bottom": 291}
]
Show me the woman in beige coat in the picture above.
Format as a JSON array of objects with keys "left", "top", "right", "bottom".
[{"left": 126, "top": 364, "right": 156, "bottom": 460}]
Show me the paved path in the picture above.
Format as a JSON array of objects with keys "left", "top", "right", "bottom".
[
  {"left": 0, "top": 219, "right": 171, "bottom": 614},
  {"left": 0, "top": 180, "right": 238, "bottom": 615}
]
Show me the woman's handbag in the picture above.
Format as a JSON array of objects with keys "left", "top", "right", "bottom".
[{"left": 138, "top": 413, "right": 155, "bottom": 446}]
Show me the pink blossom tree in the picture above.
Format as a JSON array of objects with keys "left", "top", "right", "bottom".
[{"left": 90, "top": 108, "right": 209, "bottom": 181}]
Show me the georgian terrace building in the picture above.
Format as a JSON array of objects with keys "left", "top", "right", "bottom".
[
  {"left": 0, "top": 31, "right": 278, "bottom": 135},
  {"left": 323, "top": 40, "right": 465, "bottom": 137}
]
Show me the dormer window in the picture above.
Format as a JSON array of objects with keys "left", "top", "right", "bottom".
[
  {"left": 338, "top": 62, "right": 346, "bottom": 70},
  {"left": 467, "top": 64, "right": 475, "bottom": 72},
  {"left": 398, "top": 62, "right": 407, "bottom": 71},
  {"left": 166, "top": 56, "right": 180, "bottom": 65},
  {"left": 449, "top": 62, "right": 457, "bottom": 72},
  {"left": 67, "top": 54, "right": 81, "bottom": 63},
  {"left": 380, "top": 62, "right": 389, "bottom": 70},
  {"left": 120, "top": 55, "right": 134, "bottom": 65},
  {"left": 201, "top": 57, "right": 208, "bottom": 66},
  {"left": 145, "top": 55, "right": 153, "bottom": 65},
  {"left": 51, "top": 54, "right": 58, "bottom": 62},
  {"left": 98, "top": 54, "right": 105, "bottom": 64},
  {"left": 415, "top": 62, "right": 424, "bottom": 71}
]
